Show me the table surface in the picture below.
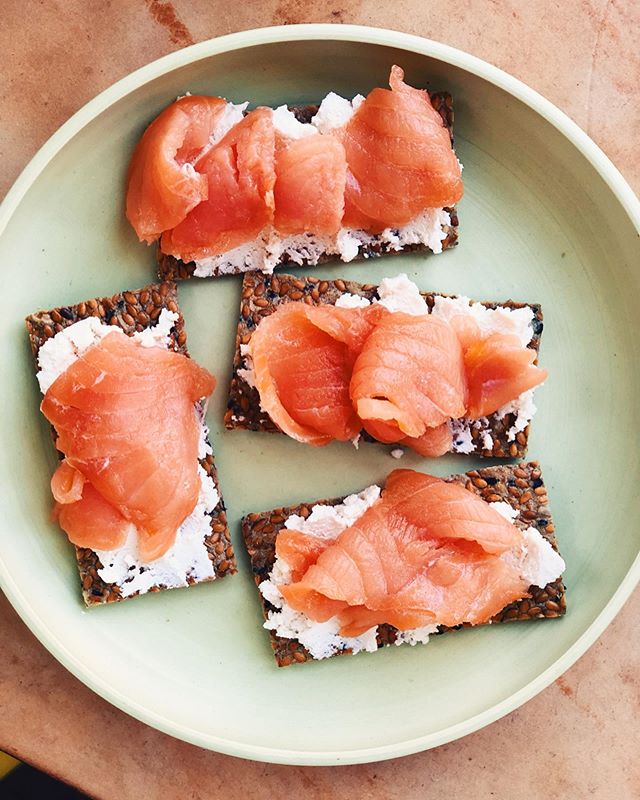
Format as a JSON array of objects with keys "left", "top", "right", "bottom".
[{"left": 1, "top": 2, "right": 639, "bottom": 797}]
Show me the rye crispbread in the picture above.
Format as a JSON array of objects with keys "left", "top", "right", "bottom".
[
  {"left": 225, "top": 272, "right": 544, "bottom": 459},
  {"left": 25, "top": 281, "right": 236, "bottom": 606},
  {"left": 157, "top": 93, "right": 458, "bottom": 281},
  {"left": 242, "top": 461, "right": 565, "bottom": 667}
]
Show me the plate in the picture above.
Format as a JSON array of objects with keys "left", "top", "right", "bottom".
[{"left": 1, "top": 25, "right": 639, "bottom": 766}]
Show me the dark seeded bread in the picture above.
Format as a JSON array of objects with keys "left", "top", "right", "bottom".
[
  {"left": 225, "top": 272, "right": 544, "bottom": 459},
  {"left": 157, "top": 93, "right": 458, "bottom": 281},
  {"left": 242, "top": 461, "right": 565, "bottom": 667},
  {"left": 25, "top": 281, "right": 236, "bottom": 606}
]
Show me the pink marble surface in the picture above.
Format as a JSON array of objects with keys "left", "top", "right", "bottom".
[{"left": 1, "top": 2, "right": 639, "bottom": 797}]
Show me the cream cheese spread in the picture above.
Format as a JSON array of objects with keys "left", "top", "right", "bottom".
[
  {"left": 192, "top": 208, "right": 451, "bottom": 277},
  {"left": 212, "top": 101, "right": 248, "bottom": 143},
  {"left": 430, "top": 294, "right": 534, "bottom": 348},
  {"left": 310, "top": 91, "right": 365, "bottom": 133},
  {"left": 272, "top": 105, "right": 318, "bottom": 139},
  {"left": 36, "top": 309, "right": 179, "bottom": 393},
  {"left": 492, "top": 501, "right": 566, "bottom": 587},
  {"left": 494, "top": 389, "right": 538, "bottom": 442},
  {"left": 94, "top": 462, "right": 219, "bottom": 597}
]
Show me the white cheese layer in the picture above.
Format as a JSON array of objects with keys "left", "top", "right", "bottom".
[
  {"left": 376, "top": 272, "right": 431, "bottom": 315},
  {"left": 334, "top": 293, "right": 371, "bottom": 309},
  {"left": 94, "top": 462, "right": 219, "bottom": 597},
  {"left": 283, "top": 484, "right": 381, "bottom": 539},
  {"left": 493, "top": 502, "right": 566, "bottom": 587},
  {"left": 272, "top": 105, "right": 318, "bottom": 139},
  {"left": 335, "top": 273, "right": 536, "bottom": 341},
  {"left": 198, "top": 101, "right": 248, "bottom": 156},
  {"left": 449, "top": 391, "right": 537, "bottom": 451},
  {"left": 310, "top": 91, "right": 365, "bottom": 133},
  {"left": 488, "top": 501, "right": 520, "bottom": 523},
  {"left": 36, "top": 309, "right": 179, "bottom": 393},
  {"left": 430, "top": 294, "right": 534, "bottom": 348},
  {"left": 214, "top": 102, "right": 248, "bottom": 142},
  {"left": 494, "top": 389, "right": 538, "bottom": 442},
  {"left": 37, "top": 313, "right": 220, "bottom": 596},
  {"left": 259, "top": 486, "right": 564, "bottom": 660},
  {"left": 192, "top": 208, "right": 451, "bottom": 277}
]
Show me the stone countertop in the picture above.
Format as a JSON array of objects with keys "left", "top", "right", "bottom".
[{"left": 1, "top": 2, "right": 638, "bottom": 797}]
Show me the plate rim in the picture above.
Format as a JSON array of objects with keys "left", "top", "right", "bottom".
[{"left": 1, "top": 23, "right": 639, "bottom": 765}]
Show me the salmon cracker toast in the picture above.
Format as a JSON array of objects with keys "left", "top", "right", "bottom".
[
  {"left": 123, "top": 67, "right": 461, "bottom": 280},
  {"left": 225, "top": 272, "right": 546, "bottom": 459},
  {"left": 243, "top": 462, "right": 566, "bottom": 667},
  {"left": 25, "top": 282, "right": 236, "bottom": 606}
]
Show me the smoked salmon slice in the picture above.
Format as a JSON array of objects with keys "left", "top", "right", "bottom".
[
  {"left": 161, "top": 108, "right": 276, "bottom": 262},
  {"left": 278, "top": 470, "right": 529, "bottom": 635},
  {"left": 247, "top": 293, "right": 545, "bottom": 453},
  {"left": 274, "top": 134, "right": 347, "bottom": 236},
  {"left": 336, "top": 603, "right": 437, "bottom": 638},
  {"left": 51, "top": 459, "right": 85, "bottom": 504},
  {"left": 247, "top": 303, "right": 367, "bottom": 445},
  {"left": 398, "top": 423, "right": 453, "bottom": 458},
  {"left": 361, "top": 414, "right": 453, "bottom": 456},
  {"left": 350, "top": 311, "right": 467, "bottom": 440},
  {"left": 383, "top": 469, "right": 522, "bottom": 554},
  {"left": 463, "top": 333, "right": 548, "bottom": 418},
  {"left": 54, "top": 482, "right": 132, "bottom": 552},
  {"left": 294, "top": 302, "right": 386, "bottom": 354},
  {"left": 275, "top": 529, "right": 331, "bottom": 583},
  {"left": 126, "top": 95, "right": 230, "bottom": 243},
  {"left": 340, "top": 65, "right": 464, "bottom": 230},
  {"left": 41, "top": 332, "right": 216, "bottom": 561},
  {"left": 126, "top": 68, "right": 463, "bottom": 255},
  {"left": 369, "top": 547, "right": 526, "bottom": 630}
]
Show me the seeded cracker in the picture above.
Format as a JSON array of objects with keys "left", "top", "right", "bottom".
[
  {"left": 25, "top": 281, "right": 236, "bottom": 606},
  {"left": 157, "top": 93, "right": 459, "bottom": 281},
  {"left": 225, "top": 272, "right": 544, "bottom": 459},
  {"left": 242, "top": 461, "right": 566, "bottom": 667}
]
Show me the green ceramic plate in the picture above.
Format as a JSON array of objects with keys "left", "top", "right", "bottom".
[{"left": 0, "top": 25, "right": 639, "bottom": 766}]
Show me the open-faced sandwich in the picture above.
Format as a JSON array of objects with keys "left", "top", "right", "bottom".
[
  {"left": 124, "top": 66, "right": 462, "bottom": 279},
  {"left": 25, "top": 282, "right": 236, "bottom": 605},
  {"left": 227, "top": 273, "right": 547, "bottom": 458},
  {"left": 243, "top": 463, "right": 565, "bottom": 666}
]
